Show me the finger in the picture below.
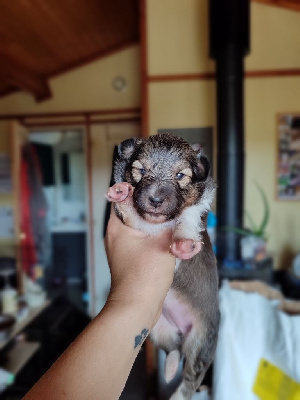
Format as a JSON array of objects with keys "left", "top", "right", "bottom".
[
  {"left": 105, "top": 203, "right": 145, "bottom": 240},
  {"left": 105, "top": 206, "right": 121, "bottom": 248},
  {"left": 104, "top": 205, "right": 119, "bottom": 250},
  {"left": 145, "top": 228, "right": 173, "bottom": 255}
]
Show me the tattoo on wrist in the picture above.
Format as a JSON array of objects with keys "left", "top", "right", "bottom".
[{"left": 134, "top": 328, "right": 149, "bottom": 349}]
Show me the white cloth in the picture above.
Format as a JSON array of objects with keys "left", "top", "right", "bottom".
[
  {"left": 192, "top": 390, "right": 210, "bottom": 400},
  {"left": 213, "top": 282, "right": 300, "bottom": 400}
]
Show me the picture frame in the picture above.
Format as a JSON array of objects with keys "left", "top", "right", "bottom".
[{"left": 276, "top": 113, "right": 300, "bottom": 200}]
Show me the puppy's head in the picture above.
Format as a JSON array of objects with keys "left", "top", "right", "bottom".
[{"left": 114, "top": 133, "right": 211, "bottom": 223}]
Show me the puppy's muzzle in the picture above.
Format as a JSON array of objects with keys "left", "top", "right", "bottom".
[{"left": 149, "top": 195, "right": 164, "bottom": 208}]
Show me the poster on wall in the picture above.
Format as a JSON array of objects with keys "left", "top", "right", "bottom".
[{"left": 277, "top": 113, "right": 300, "bottom": 200}]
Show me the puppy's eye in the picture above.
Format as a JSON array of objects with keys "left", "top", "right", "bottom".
[
  {"left": 176, "top": 172, "right": 185, "bottom": 180},
  {"left": 132, "top": 160, "right": 146, "bottom": 178}
]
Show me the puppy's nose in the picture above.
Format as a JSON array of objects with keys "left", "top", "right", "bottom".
[{"left": 149, "top": 196, "right": 164, "bottom": 208}]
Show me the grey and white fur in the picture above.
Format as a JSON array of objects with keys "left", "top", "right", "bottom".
[{"left": 106, "top": 133, "right": 220, "bottom": 400}]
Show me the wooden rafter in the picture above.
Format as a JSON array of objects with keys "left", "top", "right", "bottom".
[
  {"left": 0, "top": 0, "right": 139, "bottom": 101},
  {"left": 0, "top": 54, "right": 51, "bottom": 102},
  {"left": 252, "top": 0, "right": 300, "bottom": 13},
  {"left": 0, "top": 107, "right": 141, "bottom": 121}
]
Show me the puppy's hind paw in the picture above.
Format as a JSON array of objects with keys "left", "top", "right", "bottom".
[
  {"left": 170, "top": 391, "right": 186, "bottom": 400},
  {"left": 170, "top": 239, "right": 202, "bottom": 260},
  {"left": 165, "top": 349, "right": 180, "bottom": 383},
  {"left": 106, "top": 182, "right": 134, "bottom": 203}
]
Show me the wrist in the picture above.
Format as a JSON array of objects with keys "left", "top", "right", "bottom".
[{"left": 106, "top": 291, "right": 163, "bottom": 329}]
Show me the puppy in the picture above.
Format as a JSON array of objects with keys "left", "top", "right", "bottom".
[{"left": 106, "top": 133, "right": 220, "bottom": 400}]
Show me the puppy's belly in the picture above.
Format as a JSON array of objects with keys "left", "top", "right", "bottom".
[{"left": 161, "top": 289, "right": 194, "bottom": 337}]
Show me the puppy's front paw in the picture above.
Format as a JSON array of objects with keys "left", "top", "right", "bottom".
[
  {"left": 170, "top": 239, "right": 201, "bottom": 260},
  {"left": 106, "top": 183, "right": 134, "bottom": 202}
]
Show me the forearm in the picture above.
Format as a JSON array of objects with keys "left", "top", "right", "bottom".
[
  {"left": 24, "top": 206, "right": 175, "bottom": 400},
  {"left": 24, "top": 299, "right": 156, "bottom": 400}
]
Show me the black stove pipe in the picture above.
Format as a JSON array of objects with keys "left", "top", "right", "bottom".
[{"left": 210, "top": 0, "right": 250, "bottom": 262}]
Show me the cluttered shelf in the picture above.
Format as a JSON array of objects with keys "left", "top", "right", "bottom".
[
  {"left": 0, "top": 300, "right": 50, "bottom": 393},
  {"left": 0, "top": 300, "right": 50, "bottom": 352},
  {"left": 2, "top": 341, "right": 41, "bottom": 376},
  {"left": 0, "top": 295, "right": 91, "bottom": 397}
]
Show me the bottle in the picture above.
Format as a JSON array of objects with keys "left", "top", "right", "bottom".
[{"left": 1, "top": 271, "right": 17, "bottom": 314}]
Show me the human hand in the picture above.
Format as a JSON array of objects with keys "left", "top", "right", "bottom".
[
  {"left": 105, "top": 205, "right": 175, "bottom": 327},
  {"left": 23, "top": 205, "right": 175, "bottom": 400}
]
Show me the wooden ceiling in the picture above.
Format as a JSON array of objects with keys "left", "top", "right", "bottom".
[
  {"left": 0, "top": 0, "right": 298, "bottom": 103},
  {"left": 0, "top": 0, "right": 139, "bottom": 101},
  {"left": 253, "top": 0, "right": 300, "bottom": 13}
]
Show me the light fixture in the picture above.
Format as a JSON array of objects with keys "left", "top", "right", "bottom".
[{"left": 112, "top": 76, "right": 127, "bottom": 92}]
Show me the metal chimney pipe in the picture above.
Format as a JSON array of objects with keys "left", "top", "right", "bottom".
[{"left": 210, "top": 0, "right": 250, "bottom": 262}]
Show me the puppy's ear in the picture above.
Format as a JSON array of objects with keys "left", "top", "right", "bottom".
[
  {"left": 113, "top": 137, "right": 143, "bottom": 182},
  {"left": 193, "top": 154, "right": 210, "bottom": 182},
  {"left": 118, "top": 138, "right": 143, "bottom": 161}
]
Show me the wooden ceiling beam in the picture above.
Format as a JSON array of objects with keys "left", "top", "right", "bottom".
[
  {"left": 0, "top": 54, "right": 51, "bottom": 102},
  {"left": 252, "top": 0, "right": 300, "bottom": 13}
]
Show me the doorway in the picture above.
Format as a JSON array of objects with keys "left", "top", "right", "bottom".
[
  {"left": 10, "top": 119, "right": 141, "bottom": 316},
  {"left": 27, "top": 128, "right": 90, "bottom": 313}
]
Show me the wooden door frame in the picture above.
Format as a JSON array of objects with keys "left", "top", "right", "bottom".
[
  {"left": 3, "top": 110, "right": 141, "bottom": 316},
  {"left": 26, "top": 123, "right": 96, "bottom": 316}
]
